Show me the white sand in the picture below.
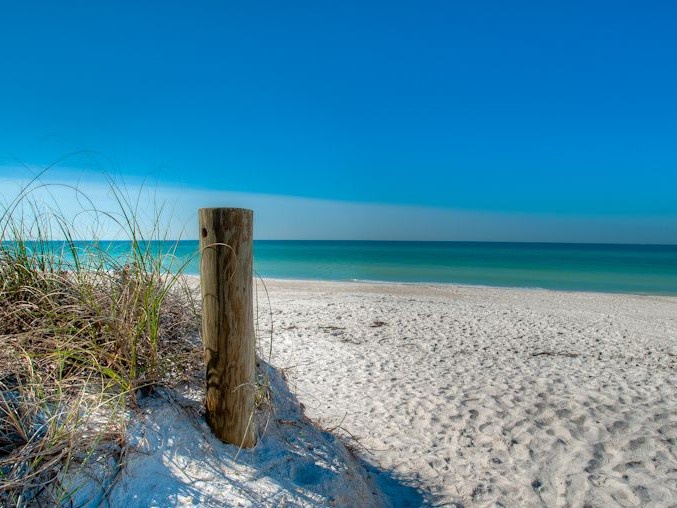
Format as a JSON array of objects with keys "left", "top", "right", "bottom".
[
  {"left": 69, "top": 279, "right": 677, "bottom": 507},
  {"left": 68, "top": 362, "right": 388, "bottom": 507},
  {"left": 258, "top": 279, "right": 677, "bottom": 506}
]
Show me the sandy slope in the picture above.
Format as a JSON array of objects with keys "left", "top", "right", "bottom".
[
  {"left": 68, "top": 362, "right": 399, "bottom": 507},
  {"left": 259, "top": 279, "right": 677, "bottom": 507}
]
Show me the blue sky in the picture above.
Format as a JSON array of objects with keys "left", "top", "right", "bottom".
[{"left": 1, "top": 1, "right": 676, "bottom": 241}]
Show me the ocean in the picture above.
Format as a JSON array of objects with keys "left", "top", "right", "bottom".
[
  {"left": 10, "top": 240, "right": 677, "bottom": 296},
  {"left": 88, "top": 240, "right": 677, "bottom": 296}
]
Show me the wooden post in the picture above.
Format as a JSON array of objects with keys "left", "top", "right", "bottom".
[{"left": 199, "top": 208, "right": 256, "bottom": 448}]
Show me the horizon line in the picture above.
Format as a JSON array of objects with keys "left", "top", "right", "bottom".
[{"left": 24, "top": 238, "right": 677, "bottom": 247}]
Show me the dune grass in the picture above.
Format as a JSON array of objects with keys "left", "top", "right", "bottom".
[{"left": 0, "top": 176, "right": 202, "bottom": 505}]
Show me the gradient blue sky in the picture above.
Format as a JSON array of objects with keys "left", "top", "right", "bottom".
[{"left": 1, "top": 1, "right": 676, "bottom": 241}]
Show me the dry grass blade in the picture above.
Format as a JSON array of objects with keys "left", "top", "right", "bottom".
[{"left": 0, "top": 175, "right": 202, "bottom": 505}]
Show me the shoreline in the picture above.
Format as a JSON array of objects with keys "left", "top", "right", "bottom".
[
  {"left": 185, "top": 273, "right": 677, "bottom": 299},
  {"left": 254, "top": 276, "right": 677, "bottom": 299}
]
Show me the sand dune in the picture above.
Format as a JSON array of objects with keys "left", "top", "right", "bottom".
[
  {"left": 67, "top": 361, "right": 400, "bottom": 507},
  {"left": 260, "top": 280, "right": 677, "bottom": 506}
]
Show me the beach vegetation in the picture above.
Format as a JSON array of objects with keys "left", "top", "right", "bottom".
[{"left": 0, "top": 173, "right": 202, "bottom": 505}]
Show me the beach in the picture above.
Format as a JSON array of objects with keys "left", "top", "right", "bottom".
[
  {"left": 59, "top": 277, "right": 677, "bottom": 507},
  {"left": 5, "top": 1, "right": 677, "bottom": 504},
  {"left": 258, "top": 279, "right": 677, "bottom": 506}
]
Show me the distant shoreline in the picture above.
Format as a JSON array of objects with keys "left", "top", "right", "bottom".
[
  {"left": 184, "top": 273, "right": 677, "bottom": 299},
  {"left": 251, "top": 276, "right": 677, "bottom": 298}
]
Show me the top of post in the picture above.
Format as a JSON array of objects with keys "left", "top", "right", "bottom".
[{"left": 198, "top": 207, "right": 253, "bottom": 214}]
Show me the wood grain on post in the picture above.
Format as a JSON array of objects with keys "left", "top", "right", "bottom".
[{"left": 199, "top": 208, "right": 256, "bottom": 448}]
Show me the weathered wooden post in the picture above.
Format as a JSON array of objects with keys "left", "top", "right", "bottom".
[{"left": 199, "top": 208, "right": 256, "bottom": 448}]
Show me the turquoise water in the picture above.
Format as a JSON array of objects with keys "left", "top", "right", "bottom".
[
  {"left": 250, "top": 241, "right": 677, "bottom": 295},
  {"left": 11, "top": 241, "right": 677, "bottom": 295}
]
